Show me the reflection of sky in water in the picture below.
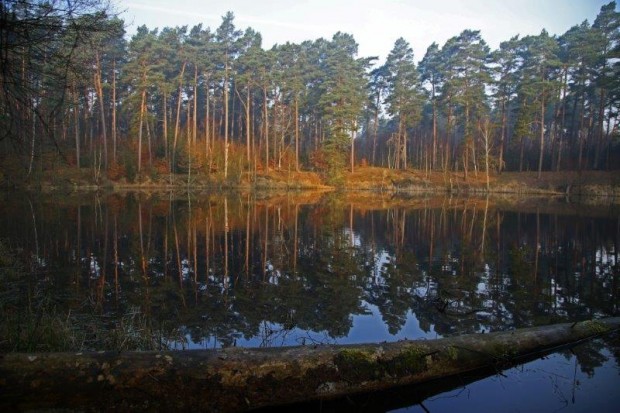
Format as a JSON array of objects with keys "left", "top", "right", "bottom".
[
  {"left": 337, "top": 303, "right": 440, "bottom": 343},
  {"left": 2, "top": 194, "right": 618, "bottom": 411},
  {"left": 184, "top": 302, "right": 439, "bottom": 349},
  {"left": 391, "top": 345, "right": 620, "bottom": 413}
]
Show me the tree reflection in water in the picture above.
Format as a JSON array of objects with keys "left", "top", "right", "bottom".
[{"left": 0, "top": 193, "right": 618, "bottom": 373}]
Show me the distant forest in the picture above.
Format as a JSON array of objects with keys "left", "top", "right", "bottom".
[{"left": 1, "top": 0, "right": 619, "bottom": 183}]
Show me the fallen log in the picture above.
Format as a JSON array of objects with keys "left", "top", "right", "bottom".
[{"left": 1, "top": 318, "right": 618, "bottom": 412}]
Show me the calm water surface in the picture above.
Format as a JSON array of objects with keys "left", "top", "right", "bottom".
[{"left": 1, "top": 191, "right": 618, "bottom": 411}]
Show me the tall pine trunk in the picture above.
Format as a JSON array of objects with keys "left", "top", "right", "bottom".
[
  {"left": 137, "top": 89, "right": 146, "bottom": 173},
  {"left": 537, "top": 91, "right": 545, "bottom": 180},
  {"left": 498, "top": 99, "right": 506, "bottom": 174},
  {"left": 173, "top": 61, "right": 187, "bottom": 174},
  {"left": 224, "top": 57, "right": 229, "bottom": 179},
  {"left": 112, "top": 59, "right": 117, "bottom": 163},
  {"left": 295, "top": 94, "right": 300, "bottom": 172},
  {"left": 94, "top": 52, "right": 107, "bottom": 169},
  {"left": 193, "top": 66, "right": 198, "bottom": 145}
]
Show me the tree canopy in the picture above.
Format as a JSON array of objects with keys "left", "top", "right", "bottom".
[{"left": 1, "top": 1, "right": 619, "bottom": 183}]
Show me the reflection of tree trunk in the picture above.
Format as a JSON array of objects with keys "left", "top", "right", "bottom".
[
  {"left": 138, "top": 202, "right": 146, "bottom": 279},
  {"left": 481, "top": 197, "right": 488, "bottom": 257},
  {"left": 534, "top": 208, "right": 540, "bottom": 280},
  {"left": 245, "top": 196, "right": 250, "bottom": 277},
  {"left": 429, "top": 209, "right": 434, "bottom": 273},
  {"left": 263, "top": 206, "right": 268, "bottom": 280},
  {"left": 114, "top": 214, "right": 119, "bottom": 301},
  {"left": 76, "top": 205, "right": 81, "bottom": 287},
  {"left": 349, "top": 204, "right": 354, "bottom": 247},
  {"left": 293, "top": 204, "right": 299, "bottom": 272},
  {"left": 224, "top": 198, "right": 229, "bottom": 290},
  {"left": 5, "top": 319, "right": 618, "bottom": 412},
  {"left": 400, "top": 210, "right": 406, "bottom": 249},
  {"left": 495, "top": 210, "right": 502, "bottom": 302},
  {"left": 191, "top": 202, "right": 198, "bottom": 284},
  {"left": 28, "top": 198, "right": 39, "bottom": 277},
  {"left": 205, "top": 206, "right": 213, "bottom": 284},
  {"left": 173, "top": 216, "right": 182, "bottom": 288},
  {"left": 98, "top": 211, "right": 109, "bottom": 307},
  {"left": 163, "top": 214, "right": 168, "bottom": 278}
]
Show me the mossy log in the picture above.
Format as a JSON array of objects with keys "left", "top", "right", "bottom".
[{"left": 1, "top": 318, "right": 618, "bottom": 412}]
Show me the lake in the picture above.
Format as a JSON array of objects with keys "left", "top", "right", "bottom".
[{"left": 0, "top": 191, "right": 618, "bottom": 411}]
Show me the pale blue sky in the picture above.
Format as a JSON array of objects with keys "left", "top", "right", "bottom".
[{"left": 122, "top": 0, "right": 613, "bottom": 63}]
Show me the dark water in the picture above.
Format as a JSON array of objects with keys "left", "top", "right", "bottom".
[{"left": 1, "top": 191, "right": 618, "bottom": 411}]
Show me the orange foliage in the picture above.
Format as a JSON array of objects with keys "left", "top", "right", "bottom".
[
  {"left": 107, "top": 161, "right": 126, "bottom": 181},
  {"left": 153, "top": 159, "right": 170, "bottom": 175}
]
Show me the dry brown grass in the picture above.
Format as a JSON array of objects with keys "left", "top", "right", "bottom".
[{"left": 3, "top": 155, "right": 618, "bottom": 198}]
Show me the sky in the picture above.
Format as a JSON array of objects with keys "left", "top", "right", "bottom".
[{"left": 122, "top": 0, "right": 614, "bottom": 63}]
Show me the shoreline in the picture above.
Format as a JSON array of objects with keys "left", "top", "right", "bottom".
[{"left": 3, "top": 167, "right": 619, "bottom": 201}]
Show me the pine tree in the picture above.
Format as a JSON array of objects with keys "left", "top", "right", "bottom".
[
  {"left": 319, "top": 33, "right": 371, "bottom": 178},
  {"left": 489, "top": 36, "right": 521, "bottom": 173},
  {"left": 419, "top": 42, "right": 444, "bottom": 170},
  {"left": 215, "top": 12, "right": 242, "bottom": 179},
  {"left": 517, "top": 31, "right": 561, "bottom": 178},
  {"left": 385, "top": 38, "right": 422, "bottom": 169},
  {"left": 440, "top": 30, "right": 490, "bottom": 180}
]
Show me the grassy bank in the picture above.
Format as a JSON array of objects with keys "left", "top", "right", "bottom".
[{"left": 2, "top": 160, "right": 619, "bottom": 199}]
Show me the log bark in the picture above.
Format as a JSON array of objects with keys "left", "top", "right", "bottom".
[{"left": 1, "top": 318, "right": 618, "bottom": 412}]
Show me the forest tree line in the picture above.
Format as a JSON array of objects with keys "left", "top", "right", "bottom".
[{"left": 1, "top": 0, "right": 619, "bottom": 184}]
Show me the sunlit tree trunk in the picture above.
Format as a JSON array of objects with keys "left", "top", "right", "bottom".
[
  {"left": 246, "top": 88, "right": 251, "bottom": 166},
  {"left": 537, "top": 90, "right": 545, "bottom": 180},
  {"left": 73, "top": 82, "right": 80, "bottom": 169},
  {"left": 94, "top": 52, "right": 108, "bottom": 169},
  {"left": 497, "top": 99, "right": 506, "bottom": 174},
  {"left": 263, "top": 87, "right": 269, "bottom": 169},
  {"left": 163, "top": 91, "right": 168, "bottom": 159},
  {"left": 204, "top": 76, "right": 210, "bottom": 160},
  {"left": 295, "top": 94, "right": 300, "bottom": 172},
  {"left": 193, "top": 66, "right": 198, "bottom": 145},
  {"left": 145, "top": 104, "right": 153, "bottom": 166},
  {"left": 173, "top": 61, "right": 187, "bottom": 173},
  {"left": 431, "top": 85, "right": 437, "bottom": 170},
  {"left": 593, "top": 89, "right": 605, "bottom": 169},
  {"left": 137, "top": 89, "right": 146, "bottom": 173},
  {"left": 112, "top": 59, "right": 117, "bottom": 163},
  {"left": 351, "top": 126, "right": 356, "bottom": 173},
  {"left": 224, "top": 57, "right": 229, "bottom": 179}
]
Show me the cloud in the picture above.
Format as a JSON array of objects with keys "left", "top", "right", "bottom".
[
  {"left": 125, "top": 1, "right": 327, "bottom": 37},
  {"left": 126, "top": 2, "right": 221, "bottom": 22}
]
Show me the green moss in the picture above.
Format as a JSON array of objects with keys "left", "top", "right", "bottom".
[
  {"left": 333, "top": 348, "right": 379, "bottom": 381},
  {"left": 384, "top": 345, "right": 429, "bottom": 376},
  {"left": 333, "top": 346, "right": 433, "bottom": 381},
  {"left": 580, "top": 320, "right": 608, "bottom": 334},
  {"left": 445, "top": 345, "right": 459, "bottom": 361},
  {"left": 490, "top": 342, "right": 518, "bottom": 361}
]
